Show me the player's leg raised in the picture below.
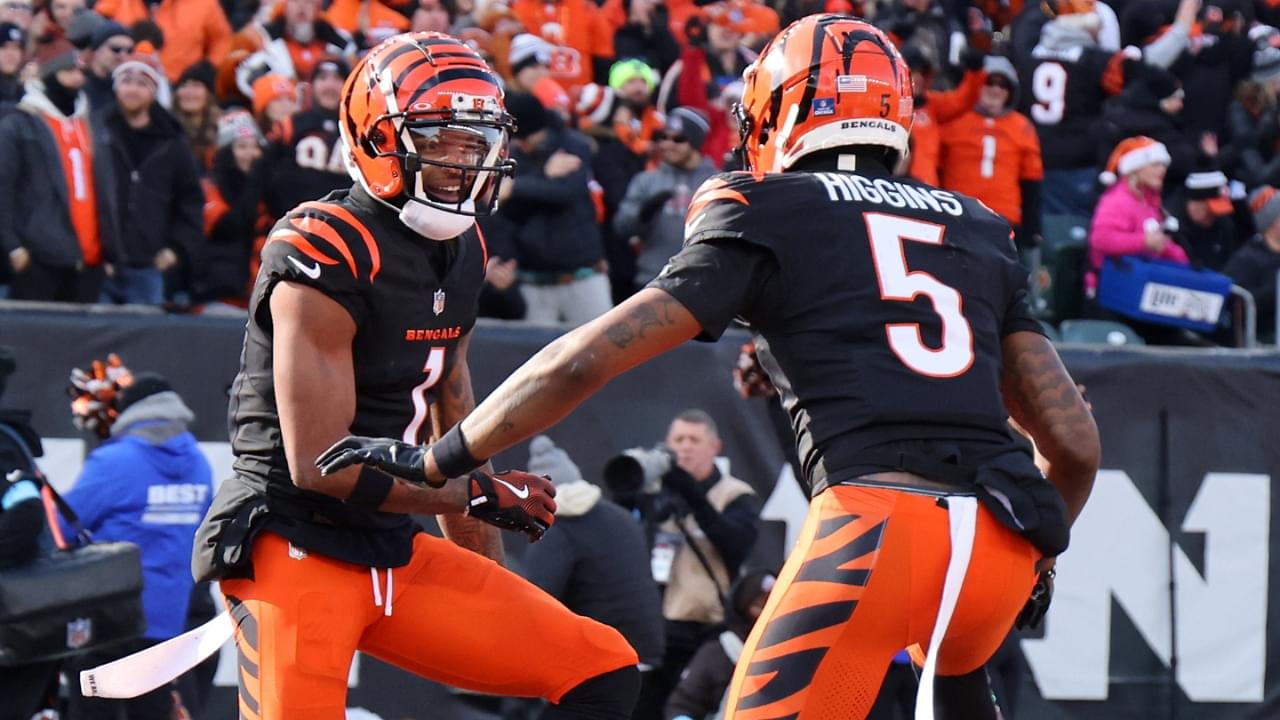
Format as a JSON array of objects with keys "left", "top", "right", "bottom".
[{"left": 357, "top": 532, "right": 639, "bottom": 714}]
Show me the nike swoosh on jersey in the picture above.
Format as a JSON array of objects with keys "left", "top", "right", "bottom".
[
  {"left": 286, "top": 255, "right": 322, "bottom": 279},
  {"left": 493, "top": 476, "right": 530, "bottom": 499}
]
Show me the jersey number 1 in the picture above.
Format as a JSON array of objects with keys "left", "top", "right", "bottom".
[
  {"left": 402, "top": 347, "right": 445, "bottom": 443},
  {"left": 865, "top": 213, "right": 975, "bottom": 378}
]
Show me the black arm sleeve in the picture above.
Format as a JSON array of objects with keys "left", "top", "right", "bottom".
[
  {"left": 684, "top": 491, "right": 760, "bottom": 575},
  {"left": 1020, "top": 180, "right": 1043, "bottom": 242},
  {"left": 646, "top": 240, "right": 779, "bottom": 341}
]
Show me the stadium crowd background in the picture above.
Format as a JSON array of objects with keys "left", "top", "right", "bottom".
[
  {"left": 1, "top": 1, "right": 1278, "bottom": 718},
  {"left": 1, "top": 0, "right": 1278, "bottom": 342}
]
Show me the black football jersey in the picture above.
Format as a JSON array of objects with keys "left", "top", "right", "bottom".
[
  {"left": 196, "top": 185, "right": 485, "bottom": 576},
  {"left": 263, "top": 109, "right": 351, "bottom": 219},
  {"left": 1018, "top": 44, "right": 1123, "bottom": 170},
  {"left": 651, "top": 168, "right": 1043, "bottom": 496}
]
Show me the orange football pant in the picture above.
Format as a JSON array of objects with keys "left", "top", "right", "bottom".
[
  {"left": 725, "top": 485, "right": 1039, "bottom": 719},
  {"left": 221, "top": 531, "right": 638, "bottom": 720}
]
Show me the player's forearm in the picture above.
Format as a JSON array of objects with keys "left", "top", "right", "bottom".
[
  {"left": 1001, "top": 335, "right": 1100, "bottom": 524},
  {"left": 432, "top": 359, "right": 505, "bottom": 562}
]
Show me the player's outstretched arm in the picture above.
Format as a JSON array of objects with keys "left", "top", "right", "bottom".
[
  {"left": 430, "top": 332, "right": 505, "bottom": 562},
  {"left": 271, "top": 281, "right": 469, "bottom": 513},
  {"left": 429, "top": 288, "right": 703, "bottom": 482},
  {"left": 1000, "top": 331, "right": 1100, "bottom": 525}
]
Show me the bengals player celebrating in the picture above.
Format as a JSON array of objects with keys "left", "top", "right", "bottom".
[
  {"left": 322, "top": 17, "right": 1099, "bottom": 719},
  {"left": 192, "top": 32, "right": 640, "bottom": 720}
]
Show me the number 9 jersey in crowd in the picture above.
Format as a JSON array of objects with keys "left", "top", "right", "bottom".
[{"left": 192, "top": 186, "right": 487, "bottom": 582}]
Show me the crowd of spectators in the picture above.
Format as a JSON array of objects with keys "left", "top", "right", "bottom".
[{"left": 1, "top": 0, "right": 1280, "bottom": 341}]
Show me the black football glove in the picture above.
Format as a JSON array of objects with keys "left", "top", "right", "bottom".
[
  {"left": 467, "top": 470, "right": 557, "bottom": 542},
  {"left": 315, "top": 436, "right": 435, "bottom": 487},
  {"left": 1015, "top": 568, "right": 1055, "bottom": 630}
]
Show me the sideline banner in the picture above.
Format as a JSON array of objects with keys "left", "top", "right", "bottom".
[{"left": 4, "top": 306, "right": 1280, "bottom": 719}]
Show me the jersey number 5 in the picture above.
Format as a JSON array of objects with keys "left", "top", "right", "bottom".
[
  {"left": 865, "top": 213, "right": 975, "bottom": 378},
  {"left": 403, "top": 347, "right": 445, "bottom": 443}
]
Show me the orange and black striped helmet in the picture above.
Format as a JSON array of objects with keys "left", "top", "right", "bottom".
[
  {"left": 735, "top": 15, "right": 914, "bottom": 173},
  {"left": 340, "top": 32, "right": 515, "bottom": 219}
]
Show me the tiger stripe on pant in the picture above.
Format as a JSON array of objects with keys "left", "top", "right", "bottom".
[{"left": 725, "top": 485, "right": 1038, "bottom": 720}]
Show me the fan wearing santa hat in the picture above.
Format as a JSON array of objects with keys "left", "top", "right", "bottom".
[{"left": 1086, "top": 135, "right": 1190, "bottom": 296}]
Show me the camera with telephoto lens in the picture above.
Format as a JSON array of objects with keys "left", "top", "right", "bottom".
[{"left": 602, "top": 446, "right": 686, "bottom": 522}]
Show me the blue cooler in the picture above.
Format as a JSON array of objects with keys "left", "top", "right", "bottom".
[{"left": 1097, "top": 257, "right": 1231, "bottom": 332}]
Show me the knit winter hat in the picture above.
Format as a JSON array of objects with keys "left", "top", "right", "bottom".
[
  {"left": 508, "top": 33, "right": 551, "bottom": 73},
  {"left": 113, "top": 47, "right": 171, "bottom": 108},
  {"left": 250, "top": 73, "right": 296, "bottom": 117},
  {"left": 575, "top": 83, "right": 616, "bottom": 127},
  {"left": 527, "top": 435, "right": 584, "bottom": 484},
  {"left": 608, "top": 58, "right": 658, "bottom": 94},
  {"left": 1185, "top": 155, "right": 1233, "bottom": 216},
  {"left": 88, "top": 19, "right": 130, "bottom": 51},
  {"left": 66, "top": 9, "right": 105, "bottom": 50},
  {"left": 1099, "top": 136, "right": 1170, "bottom": 185},
  {"left": 1252, "top": 25, "right": 1280, "bottom": 84},
  {"left": 0, "top": 22, "right": 23, "bottom": 49},
  {"left": 177, "top": 60, "right": 216, "bottom": 93},
  {"left": 1249, "top": 185, "right": 1280, "bottom": 233},
  {"left": 662, "top": 106, "right": 710, "bottom": 151},
  {"left": 311, "top": 56, "right": 350, "bottom": 82},
  {"left": 216, "top": 109, "right": 265, "bottom": 149},
  {"left": 116, "top": 372, "right": 172, "bottom": 413},
  {"left": 36, "top": 38, "right": 80, "bottom": 78}
]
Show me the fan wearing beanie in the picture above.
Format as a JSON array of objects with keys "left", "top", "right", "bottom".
[
  {"left": 521, "top": 436, "right": 666, "bottom": 676},
  {"left": 197, "top": 110, "right": 271, "bottom": 309},
  {"left": 1086, "top": 136, "right": 1189, "bottom": 294},
  {"left": 0, "top": 35, "right": 117, "bottom": 303},
  {"left": 96, "top": 45, "right": 205, "bottom": 306},
  {"left": 83, "top": 19, "right": 132, "bottom": 111},
  {"left": 1222, "top": 186, "right": 1280, "bottom": 342}
]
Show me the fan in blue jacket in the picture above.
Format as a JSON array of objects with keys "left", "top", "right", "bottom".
[{"left": 60, "top": 370, "right": 213, "bottom": 643}]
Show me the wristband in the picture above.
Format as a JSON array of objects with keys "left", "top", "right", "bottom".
[
  {"left": 346, "top": 466, "right": 395, "bottom": 510},
  {"left": 434, "top": 424, "right": 484, "bottom": 479}
]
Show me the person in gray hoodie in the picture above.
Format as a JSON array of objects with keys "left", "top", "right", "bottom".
[
  {"left": 521, "top": 436, "right": 666, "bottom": 705},
  {"left": 614, "top": 106, "right": 719, "bottom": 287}
]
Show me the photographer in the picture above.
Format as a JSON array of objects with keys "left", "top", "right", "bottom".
[{"left": 620, "top": 409, "right": 759, "bottom": 718}]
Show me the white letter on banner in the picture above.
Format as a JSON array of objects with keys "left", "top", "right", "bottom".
[
  {"left": 1022, "top": 470, "right": 1269, "bottom": 702},
  {"left": 1175, "top": 473, "right": 1268, "bottom": 701}
]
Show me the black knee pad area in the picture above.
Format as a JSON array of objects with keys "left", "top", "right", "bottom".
[{"left": 541, "top": 666, "right": 640, "bottom": 720}]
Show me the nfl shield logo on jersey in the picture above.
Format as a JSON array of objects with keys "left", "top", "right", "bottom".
[
  {"left": 433, "top": 289, "right": 446, "bottom": 316},
  {"left": 67, "top": 617, "right": 93, "bottom": 649}
]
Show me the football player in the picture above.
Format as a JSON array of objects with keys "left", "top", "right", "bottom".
[
  {"left": 320, "top": 17, "right": 1100, "bottom": 719},
  {"left": 192, "top": 32, "right": 640, "bottom": 720}
]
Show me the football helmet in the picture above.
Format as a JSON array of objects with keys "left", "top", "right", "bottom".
[
  {"left": 340, "top": 32, "right": 516, "bottom": 238},
  {"left": 735, "top": 15, "right": 914, "bottom": 173}
]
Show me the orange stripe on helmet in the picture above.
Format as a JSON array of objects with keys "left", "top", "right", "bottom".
[{"left": 300, "top": 202, "right": 382, "bottom": 282}]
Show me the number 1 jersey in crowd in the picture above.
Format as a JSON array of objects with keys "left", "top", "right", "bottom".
[{"left": 648, "top": 165, "right": 1044, "bottom": 496}]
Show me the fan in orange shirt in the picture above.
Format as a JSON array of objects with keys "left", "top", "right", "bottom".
[
  {"left": 511, "top": 0, "right": 614, "bottom": 90},
  {"left": 938, "top": 56, "right": 1044, "bottom": 248},
  {"left": 901, "top": 43, "right": 986, "bottom": 186}
]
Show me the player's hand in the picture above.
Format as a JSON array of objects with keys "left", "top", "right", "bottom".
[
  {"left": 1015, "top": 566, "right": 1055, "bottom": 630},
  {"left": 466, "top": 470, "right": 557, "bottom": 541},
  {"left": 485, "top": 257, "right": 518, "bottom": 291},
  {"left": 315, "top": 436, "right": 435, "bottom": 486}
]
